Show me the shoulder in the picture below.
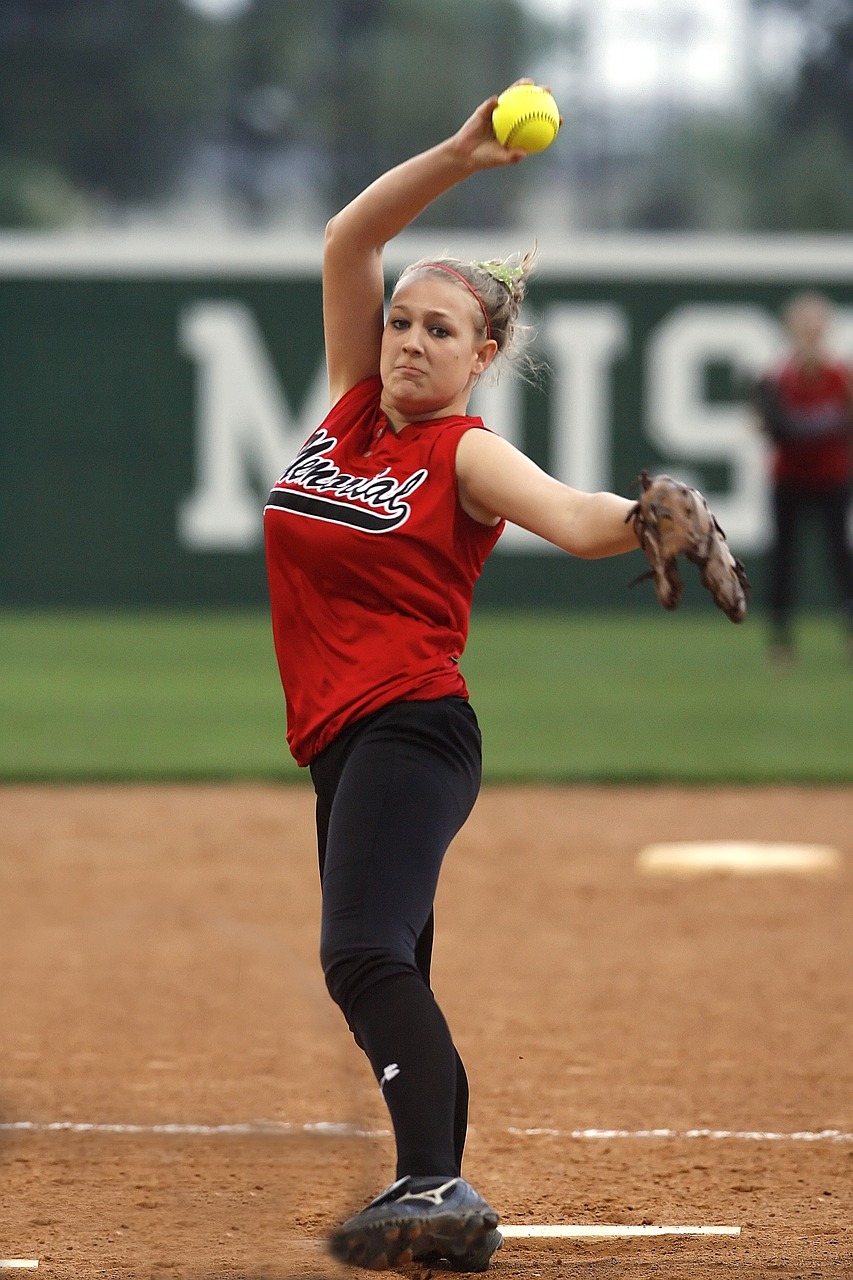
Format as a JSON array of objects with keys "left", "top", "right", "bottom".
[
  {"left": 320, "top": 375, "right": 384, "bottom": 437},
  {"left": 328, "top": 374, "right": 383, "bottom": 417},
  {"left": 455, "top": 422, "right": 533, "bottom": 497},
  {"left": 455, "top": 423, "right": 518, "bottom": 466},
  {"left": 406, "top": 415, "right": 498, "bottom": 464},
  {"left": 452, "top": 426, "right": 514, "bottom": 528}
]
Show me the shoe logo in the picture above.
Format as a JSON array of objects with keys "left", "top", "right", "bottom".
[
  {"left": 379, "top": 1062, "right": 400, "bottom": 1092},
  {"left": 396, "top": 1178, "right": 458, "bottom": 1206}
]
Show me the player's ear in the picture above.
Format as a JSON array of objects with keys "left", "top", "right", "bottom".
[{"left": 473, "top": 339, "right": 498, "bottom": 375}]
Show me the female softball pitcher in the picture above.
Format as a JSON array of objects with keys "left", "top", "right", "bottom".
[{"left": 263, "top": 87, "right": 642, "bottom": 1271}]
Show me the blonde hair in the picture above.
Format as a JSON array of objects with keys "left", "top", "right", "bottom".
[{"left": 394, "top": 248, "right": 538, "bottom": 380}]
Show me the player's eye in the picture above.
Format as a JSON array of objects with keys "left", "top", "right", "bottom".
[
  {"left": 430, "top": 325, "right": 450, "bottom": 338},
  {"left": 389, "top": 317, "right": 409, "bottom": 330}
]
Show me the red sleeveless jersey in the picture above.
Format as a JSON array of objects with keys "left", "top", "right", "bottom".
[
  {"left": 771, "top": 358, "right": 853, "bottom": 489},
  {"left": 264, "top": 376, "right": 504, "bottom": 765}
]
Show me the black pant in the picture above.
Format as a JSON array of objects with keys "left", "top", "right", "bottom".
[
  {"left": 309, "top": 696, "right": 482, "bottom": 1178},
  {"left": 768, "top": 481, "right": 853, "bottom": 640}
]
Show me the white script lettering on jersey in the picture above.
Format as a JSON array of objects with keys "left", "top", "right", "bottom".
[{"left": 266, "top": 429, "right": 428, "bottom": 533}]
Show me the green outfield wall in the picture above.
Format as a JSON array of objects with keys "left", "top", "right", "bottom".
[{"left": 2, "top": 233, "right": 852, "bottom": 607}]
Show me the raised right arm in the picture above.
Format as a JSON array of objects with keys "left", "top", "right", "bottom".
[{"left": 322, "top": 96, "right": 526, "bottom": 407}]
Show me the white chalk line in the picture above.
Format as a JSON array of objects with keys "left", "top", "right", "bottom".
[
  {"left": 1, "top": 1120, "right": 381, "bottom": 1137},
  {"left": 2, "top": 1120, "right": 851, "bottom": 1142},
  {"left": 501, "top": 1224, "right": 740, "bottom": 1239},
  {"left": 508, "top": 1126, "right": 853, "bottom": 1143},
  {"left": 0, "top": 1264, "right": 39, "bottom": 1271}
]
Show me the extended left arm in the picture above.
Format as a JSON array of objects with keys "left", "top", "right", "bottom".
[{"left": 456, "top": 428, "right": 639, "bottom": 558}]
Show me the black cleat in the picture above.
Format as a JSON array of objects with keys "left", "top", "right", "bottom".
[
  {"left": 328, "top": 1175, "right": 500, "bottom": 1271},
  {"left": 419, "top": 1224, "right": 503, "bottom": 1271}
]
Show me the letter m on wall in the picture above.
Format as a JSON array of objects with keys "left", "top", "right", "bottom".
[{"left": 178, "top": 301, "right": 328, "bottom": 550}]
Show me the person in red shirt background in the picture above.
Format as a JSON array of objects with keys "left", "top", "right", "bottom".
[{"left": 752, "top": 291, "right": 853, "bottom": 668}]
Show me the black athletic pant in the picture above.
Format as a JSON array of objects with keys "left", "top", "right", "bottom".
[
  {"left": 309, "top": 696, "right": 482, "bottom": 1179},
  {"left": 768, "top": 481, "right": 853, "bottom": 641}
]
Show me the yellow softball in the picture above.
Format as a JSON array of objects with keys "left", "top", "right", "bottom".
[{"left": 492, "top": 84, "right": 561, "bottom": 154}]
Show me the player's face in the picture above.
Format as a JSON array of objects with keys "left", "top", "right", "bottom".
[
  {"left": 787, "top": 297, "right": 830, "bottom": 361},
  {"left": 380, "top": 276, "right": 495, "bottom": 425}
]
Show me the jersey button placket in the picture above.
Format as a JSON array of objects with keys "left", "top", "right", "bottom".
[{"left": 365, "top": 423, "right": 385, "bottom": 457}]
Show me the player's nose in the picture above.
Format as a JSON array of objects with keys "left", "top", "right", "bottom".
[{"left": 402, "top": 327, "right": 425, "bottom": 352}]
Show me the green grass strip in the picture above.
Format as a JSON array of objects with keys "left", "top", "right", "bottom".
[
  {"left": 468, "top": 611, "right": 852, "bottom": 783},
  {"left": 0, "top": 609, "right": 850, "bottom": 783}
]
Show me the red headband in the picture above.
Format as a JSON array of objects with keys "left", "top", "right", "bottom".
[{"left": 421, "top": 263, "right": 491, "bottom": 340}]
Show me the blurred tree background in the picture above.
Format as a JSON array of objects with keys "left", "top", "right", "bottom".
[
  {"left": 0, "top": 0, "right": 851, "bottom": 232},
  {"left": 625, "top": 0, "right": 853, "bottom": 232},
  {"left": 0, "top": 0, "right": 223, "bottom": 225}
]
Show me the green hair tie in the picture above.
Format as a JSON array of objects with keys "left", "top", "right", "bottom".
[{"left": 473, "top": 260, "right": 525, "bottom": 291}]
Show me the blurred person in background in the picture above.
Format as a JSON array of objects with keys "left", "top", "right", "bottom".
[{"left": 752, "top": 291, "right": 853, "bottom": 668}]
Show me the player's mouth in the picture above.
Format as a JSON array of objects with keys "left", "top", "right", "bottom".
[{"left": 395, "top": 363, "right": 426, "bottom": 378}]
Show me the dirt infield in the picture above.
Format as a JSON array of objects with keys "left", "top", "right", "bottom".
[{"left": 1, "top": 784, "right": 851, "bottom": 1279}]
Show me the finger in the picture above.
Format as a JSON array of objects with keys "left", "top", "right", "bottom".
[
  {"left": 475, "top": 95, "right": 500, "bottom": 117},
  {"left": 484, "top": 140, "right": 528, "bottom": 164}
]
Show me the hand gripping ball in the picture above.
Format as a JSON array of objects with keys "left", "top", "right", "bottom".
[{"left": 492, "top": 84, "right": 561, "bottom": 154}]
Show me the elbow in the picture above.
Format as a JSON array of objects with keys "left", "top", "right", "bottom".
[
  {"left": 558, "top": 521, "right": 638, "bottom": 561},
  {"left": 563, "top": 538, "right": 607, "bottom": 560},
  {"left": 556, "top": 529, "right": 599, "bottom": 559},
  {"left": 323, "top": 213, "right": 381, "bottom": 266},
  {"left": 323, "top": 214, "right": 357, "bottom": 276},
  {"left": 558, "top": 512, "right": 601, "bottom": 559},
  {"left": 324, "top": 214, "right": 342, "bottom": 256},
  {"left": 324, "top": 213, "right": 357, "bottom": 262}
]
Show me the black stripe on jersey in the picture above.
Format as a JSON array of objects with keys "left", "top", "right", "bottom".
[{"left": 265, "top": 488, "right": 411, "bottom": 532}]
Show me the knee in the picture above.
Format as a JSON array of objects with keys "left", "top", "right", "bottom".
[
  {"left": 320, "top": 939, "right": 414, "bottom": 1020},
  {"left": 319, "top": 938, "right": 362, "bottom": 1012}
]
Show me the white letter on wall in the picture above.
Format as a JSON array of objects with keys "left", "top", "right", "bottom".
[
  {"left": 646, "top": 306, "right": 781, "bottom": 551},
  {"left": 545, "top": 304, "right": 629, "bottom": 495},
  {"left": 178, "top": 301, "right": 328, "bottom": 550},
  {"left": 497, "top": 304, "right": 628, "bottom": 553},
  {"left": 468, "top": 375, "right": 532, "bottom": 550}
]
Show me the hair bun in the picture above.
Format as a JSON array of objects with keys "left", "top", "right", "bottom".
[{"left": 473, "top": 260, "right": 526, "bottom": 293}]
